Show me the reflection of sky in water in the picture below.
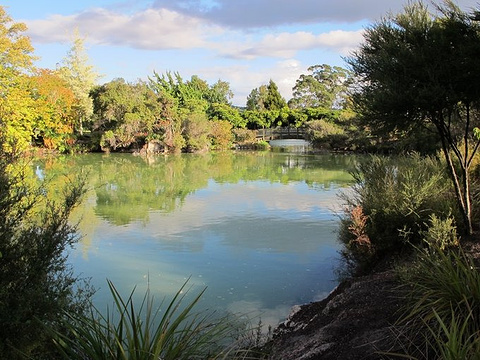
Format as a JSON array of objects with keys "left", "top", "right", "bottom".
[{"left": 70, "top": 178, "right": 345, "bottom": 329}]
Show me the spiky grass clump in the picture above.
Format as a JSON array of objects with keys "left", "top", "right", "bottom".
[
  {"left": 397, "top": 245, "right": 480, "bottom": 359},
  {"left": 51, "top": 279, "right": 258, "bottom": 360}
]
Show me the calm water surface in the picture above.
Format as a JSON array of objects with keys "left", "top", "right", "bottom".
[{"left": 34, "top": 152, "right": 357, "bottom": 328}]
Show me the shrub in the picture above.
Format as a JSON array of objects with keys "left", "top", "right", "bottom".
[
  {"left": 422, "top": 214, "right": 459, "bottom": 250},
  {"left": 0, "top": 150, "right": 92, "bottom": 359},
  {"left": 305, "top": 119, "right": 346, "bottom": 149},
  {"left": 232, "top": 128, "right": 257, "bottom": 145},
  {"left": 338, "top": 154, "right": 458, "bottom": 273},
  {"left": 183, "top": 113, "right": 211, "bottom": 153},
  {"left": 254, "top": 140, "right": 270, "bottom": 151},
  {"left": 210, "top": 120, "right": 233, "bottom": 150},
  {"left": 396, "top": 244, "right": 480, "bottom": 359}
]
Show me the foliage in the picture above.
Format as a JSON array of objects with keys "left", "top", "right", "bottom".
[
  {"left": 254, "top": 140, "right": 270, "bottom": 151},
  {"left": 91, "top": 79, "right": 161, "bottom": 151},
  {"left": 304, "top": 119, "right": 346, "bottom": 149},
  {"left": 183, "top": 112, "right": 210, "bottom": 152},
  {"left": 58, "top": 30, "right": 100, "bottom": 135},
  {"left": 148, "top": 71, "right": 240, "bottom": 153},
  {"left": 245, "top": 80, "right": 287, "bottom": 128},
  {"left": 289, "top": 64, "right": 352, "bottom": 109},
  {"left": 347, "top": 1, "right": 480, "bottom": 234},
  {"left": 232, "top": 128, "right": 257, "bottom": 145},
  {"left": 209, "top": 103, "right": 246, "bottom": 128},
  {"left": 210, "top": 120, "right": 233, "bottom": 150},
  {"left": 30, "top": 69, "right": 76, "bottom": 152},
  {"left": 397, "top": 244, "right": 480, "bottom": 359},
  {"left": 51, "top": 279, "right": 253, "bottom": 360},
  {"left": 422, "top": 214, "right": 459, "bottom": 250},
  {"left": 0, "top": 148, "right": 92, "bottom": 358},
  {"left": 338, "top": 154, "right": 458, "bottom": 274},
  {"left": 0, "top": 6, "right": 36, "bottom": 153}
]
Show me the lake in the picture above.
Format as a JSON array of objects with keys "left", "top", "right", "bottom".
[{"left": 33, "top": 151, "right": 357, "bottom": 329}]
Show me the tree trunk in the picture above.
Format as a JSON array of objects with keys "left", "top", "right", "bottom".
[{"left": 436, "top": 124, "right": 473, "bottom": 235}]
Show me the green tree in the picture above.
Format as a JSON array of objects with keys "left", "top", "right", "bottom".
[
  {"left": 0, "top": 6, "right": 36, "bottom": 153},
  {"left": 208, "top": 79, "right": 234, "bottom": 104},
  {"left": 208, "top": 103, "right": 246, "bottom": 128},
  {"left": 264, "top": 79, "right": 287, "bottom": 111},
  {"left": 91, "top": 78, "right": 160, "bottom": 151},
  {"left": 59, "top": 30, "right": 99, "bottom": 135},
  {"left": 245, "top": 80, "right": 287, "bottom": 129},
  {"left": 347, "top": 1, "right": 480, "bottom": 234},
  {"left": 246, "top": 87, "right": 262, "bottom": 111},
  {"left": 289, "top": 64, "right": 352, "bottom": 109}
]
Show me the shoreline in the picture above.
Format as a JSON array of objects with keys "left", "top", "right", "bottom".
[{"left": 264, "top": 268, "right": 402, "bottom": 359}]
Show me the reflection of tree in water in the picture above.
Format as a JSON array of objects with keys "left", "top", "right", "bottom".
[{"left": 34, "top": 152, "right": 359, "bottom": 226}]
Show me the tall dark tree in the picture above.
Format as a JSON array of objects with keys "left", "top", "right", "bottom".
[
  {"left": 347, "top": 1, "right": 480, "bottom": 234},
  {"left": 264, "top": 79, "right": 287, "bottom": 111}
]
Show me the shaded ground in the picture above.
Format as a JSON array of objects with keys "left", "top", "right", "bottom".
[
  {"left": 263, "top": 268, "right": 403, "bottom": 359},
  {"left": 263, "top": 240, "right": 480, "bottom": 359}
]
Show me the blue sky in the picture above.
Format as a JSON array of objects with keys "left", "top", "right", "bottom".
[{"left": 3, "top": 0, "right": 478, "bottom": 105}]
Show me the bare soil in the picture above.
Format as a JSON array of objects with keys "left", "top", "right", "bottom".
[
  {"left": 263, "top": 268, "right": 403, "bottom": 359},
  {"left": 262, "top": 240, "right": 480, "bottom": 359}
]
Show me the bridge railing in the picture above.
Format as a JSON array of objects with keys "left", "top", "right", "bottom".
[{"left": 256, "top": 126, "right": 307, "bottom": 140}]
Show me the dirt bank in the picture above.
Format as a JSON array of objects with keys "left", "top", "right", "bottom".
[{"left": 263, "top": 268, "right": 403, "bottom": 359}]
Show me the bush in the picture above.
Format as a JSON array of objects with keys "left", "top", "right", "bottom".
[
  {"left": 396, "top": 244, "right": 480, "bottom": 359},
  {"left": 338, "top": 154, "right": 458, "bottom": 274},
  {"left": 422, "top": 214, "right": 459, "bottom": 250},
  {"left": 210, "top": 120, "right": 233, "bottom": 150},
  {"left": 305, "top": 119, "right": 346, "bottom": 149},
  {"left": 183, "top": 113, "right": 211, "bottom": 153},
  {"left": 254, "top": 140, "right": 270, "bottom": 151},
  {"left": 232, "top": 128, "right": 257, "bottom": 145},
  {"left": 0, "top": 150, "right": 92, "bottom": 359}
]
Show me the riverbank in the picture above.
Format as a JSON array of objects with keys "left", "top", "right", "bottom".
[
  {"left": 263, "top": 239, "right": 480, "bottom": 359},
  {"left": 263, "top": 267, "right": 403, "bottom": 359}
]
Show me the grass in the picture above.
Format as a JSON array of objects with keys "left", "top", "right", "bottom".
[
  {"left": 50, "top": 279, "right": 262, "bottom": 359},
  {"left": 395, "top": 244, "right": 480, "bottom": 359}
]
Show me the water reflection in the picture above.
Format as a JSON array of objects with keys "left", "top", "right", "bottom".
[{"left": 34, "top": 152, "right": 358, "bottom": 328}]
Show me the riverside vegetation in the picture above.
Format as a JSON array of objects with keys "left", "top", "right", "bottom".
[{"left": 3, "top": 0, "right": 480, "bottom": 359}]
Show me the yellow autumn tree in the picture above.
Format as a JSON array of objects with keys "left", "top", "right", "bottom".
[
  {"left": 0, "top": 6, "right": 38, "bottom": 153},
  {"left": 30, "top": 69, "right": 77, "bottom": 151}
]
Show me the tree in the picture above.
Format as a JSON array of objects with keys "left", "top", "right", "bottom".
[
  {"left": 0, "top": 6, "right": 36, "bottom": 153},
  {"left": 264, "top": 79, "right": 287, "bottom": 111},
  {"left": 208, "top": 79, "right": 234, "bottom": 104},
  {"left": 347, "top": 1, "right": 480, "bottom": 235},
  {"left": 90, "top": 78, "right": 160, "bottom": 151},
  {"left": 30, "top": 69, "right": 76, "bottom": 151},
  {"left": 208, "top": 103, "right": 246, "bottom": 128},
  {"left": 245, "top": 80, "right": 287, "bottom": 129},
  {"left": 246, "top": 80, "right": 286, "bottom": 111},
  {"left": 289, "top": 64, "right": 352, "bottom": 109},
  {"left": 59, "top": 30, "right": 99, "bottom": 135}
]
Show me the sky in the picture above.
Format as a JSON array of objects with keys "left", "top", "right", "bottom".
[{"left": 2, "top": 0, "right": 479, "bottom": 106}]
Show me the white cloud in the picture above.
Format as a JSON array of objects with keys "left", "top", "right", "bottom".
[
  {"left": 220, "top": 30, "right": 364, "bottom": 60},
  {"left": 193, "top": 59, "right": 305, "bottom": 105},
  {"left": 25, "top": 7, "right": 220, "bottom": 50}
]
